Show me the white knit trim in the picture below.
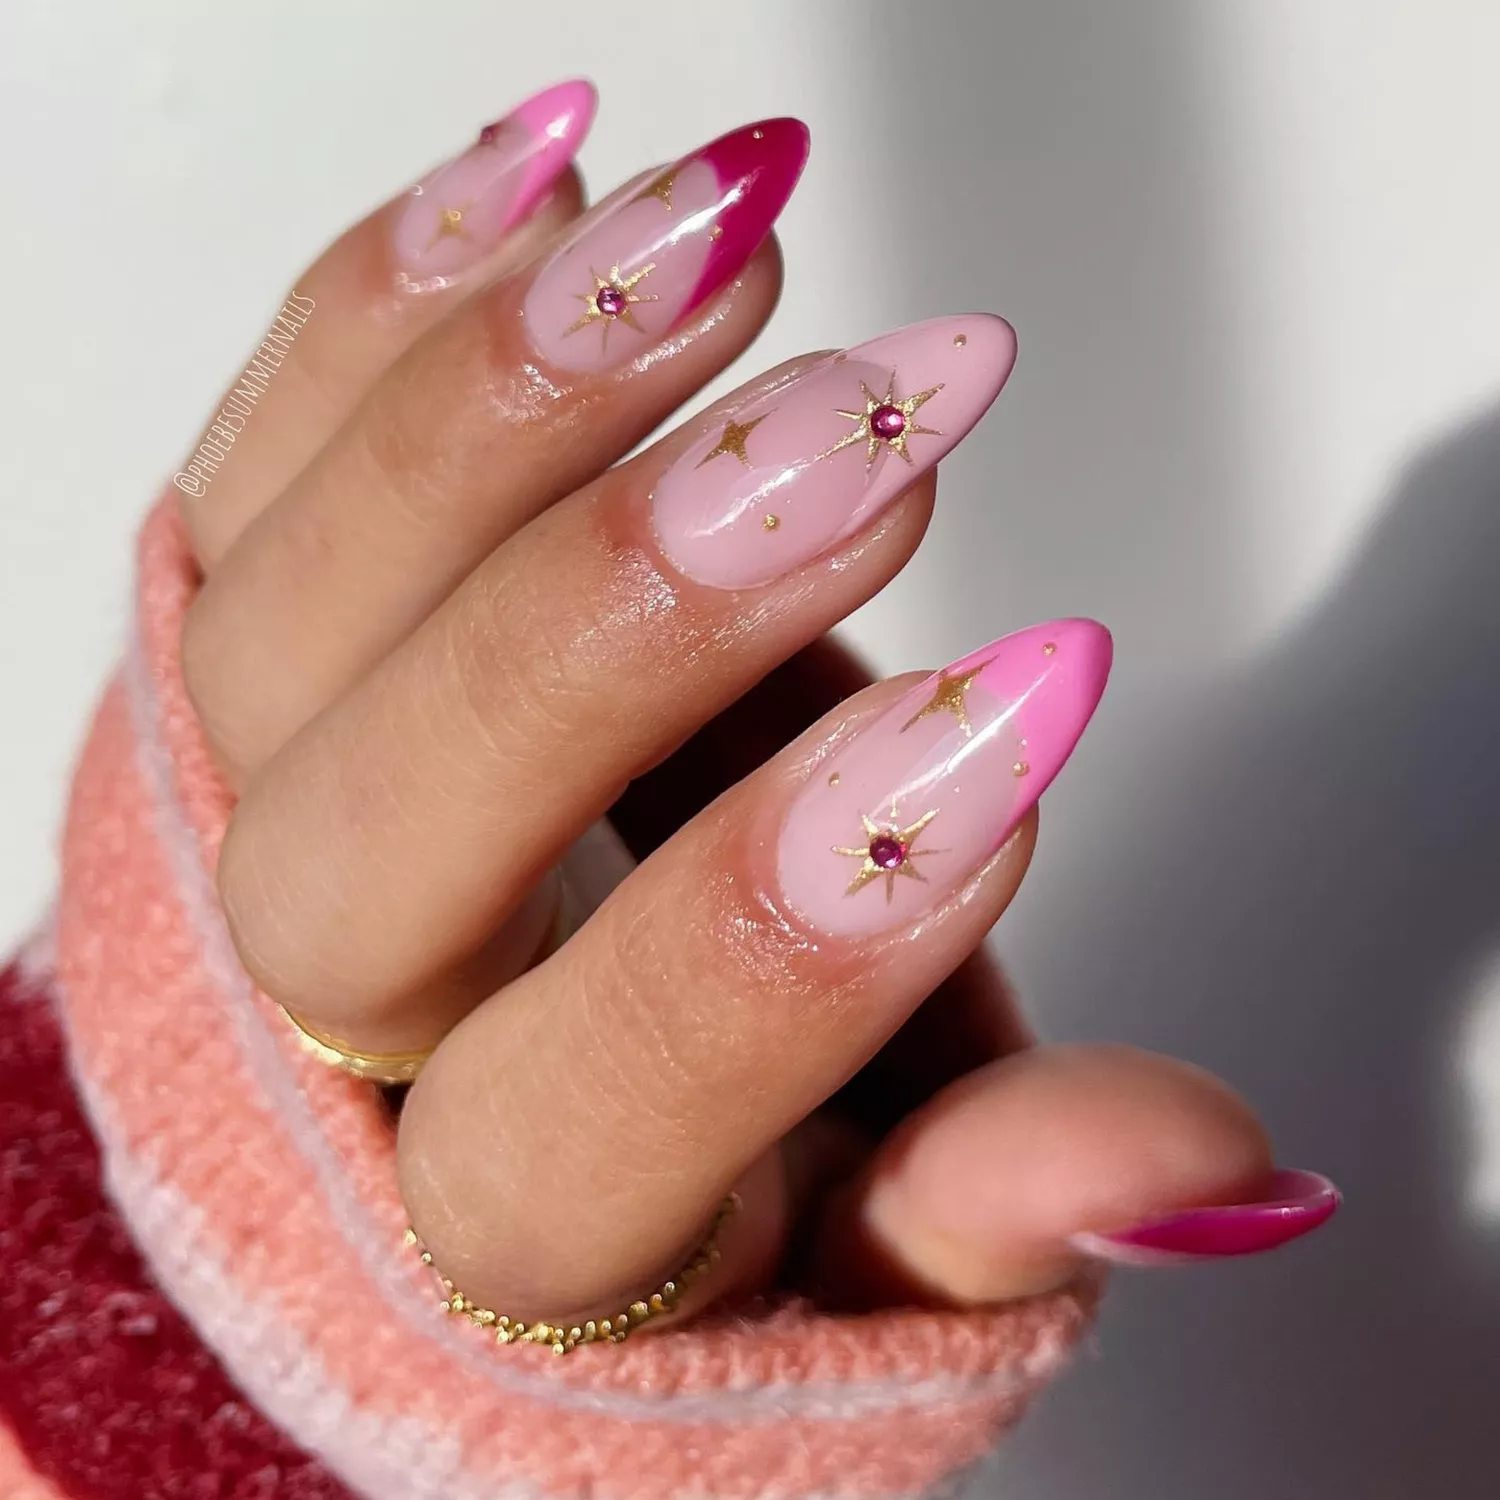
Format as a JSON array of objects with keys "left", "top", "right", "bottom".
[
  {"left": 73, "top": 1078, "right": 553, "bottom": 1500},
  {"left": 50, "top": 1039, "right": 1029, "bottom": 1500},
  {"left": 13, "top": 914, "right": 57, "bottom": 993},
  {"left": 117, "top": 629, "right": 1067, "bottom": 1426}
]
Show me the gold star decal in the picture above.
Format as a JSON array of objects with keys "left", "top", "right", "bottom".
[
  {"left": 817, "top": 372, "right": 943, "bottom": 472},
  {"left": 695, "top": 413, "right": 771, "bottom": 469},
  {"left": 899, "top": 659, "right": 991, "bottom": 738},
  {"left": 644, "top": 171, "right": 676, "bottom": 210},
  {"left": 426, "top": 201, "right": 474, "bottom": 250},
  {"left": 832, "top": 802, "right": 945, "bottom": 901},
  {"left": 563, "top": 263, "right": 659, "bottom": 348}
]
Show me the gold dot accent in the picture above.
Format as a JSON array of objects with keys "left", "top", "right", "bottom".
[
  {"left": 1012, "top": 761, "right": 1030, "bottom": 777},
  {"left": 710, "top": 224, "right": 723, "bottom": 240},
  {"left": 1042, "top": 642, "right": 1057, "bottom": 655},
  {"left": 953, "top": 333, "right": 967, "bottom": 347},
  {"left": 828, "top": 771, "right": 841, "bottom": 786},
  {"left": 762, "top": 513, "right": 780, "bottom": 530}
]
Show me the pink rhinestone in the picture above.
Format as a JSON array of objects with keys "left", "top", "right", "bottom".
[
  {"left": 478, "top": 123, "right": 499, "bottom": 147},
  {"left": 870, "top": 404, "right": 906, "bottom": 441},
  {"left": 596, "top": 286, "right": 628, "bottom": 317},
  {"left": 868, "top": 834, "right": 905, "bottom": 870}
]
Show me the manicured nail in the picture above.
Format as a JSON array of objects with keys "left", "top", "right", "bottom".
[
  {"left": 777, "top": 620, "right": 1112, "bottom": 938},
  {"left": 523, "top": 117, "right": 809, "bottom": 373},
  {"left": 652, "top": 315, "right": 1016, "bottom": 589},
  {"left": 1069, "top": 1169, "right": 1342, "bottom": 1266},
  {"left": 393, "top": 79, "right": 596, "bottom": 285}
]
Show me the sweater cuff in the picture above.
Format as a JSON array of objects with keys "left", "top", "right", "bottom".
[{"left": 41, "top": 494, "right": 1099, "bottom": 1500}]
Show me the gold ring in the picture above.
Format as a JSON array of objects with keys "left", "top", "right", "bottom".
[
  {"left": 407, "top": 1193, "right": 740, "bottom": 1355},
  {"left": 278, "top": 1006, "right": 433, "bottom": 1084},
  {"left": 277, "top": 889, "right": 577, "bottom": 1085}
]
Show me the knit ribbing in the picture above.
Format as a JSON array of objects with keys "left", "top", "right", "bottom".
[{"left": 38, "top": 493, "right": 1100, "bottom": 1499}]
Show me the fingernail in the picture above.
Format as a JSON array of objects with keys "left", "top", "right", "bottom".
[
  {"left": 1069, "top": 1169, "right": 1342, "bottom": 1265},
  {"left": 777, "top": 620, "right": 1112, "bottom": 938},
  {"left": 523, "top": 117, "right": 809, "bottom": 373},
  {"left": 393, "top": 79, "right": 596, "bottom": 285},
  {"left": 652, "top": 315, "right": 1017, "bottom": 589}
]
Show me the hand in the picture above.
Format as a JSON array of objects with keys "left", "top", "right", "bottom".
[{"left": 177, "top": 83, "right": 1336, "bottom": 1331}]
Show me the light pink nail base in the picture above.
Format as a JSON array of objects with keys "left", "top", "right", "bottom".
[
  {"left": 522, "top": 118, "right": 807, "bottom": 374},
  {"left": 652, "top": 315, "right": 1017, "bottom": 589},
  {"left": 776, "top": 620, "right": 1112, "bottom": 939},
  {"left": 392, "top": 79, "right": 595, "bottom": 288},
  {"left": 1069, "top": 1169, "right": 1342, "bottom": 1266}
]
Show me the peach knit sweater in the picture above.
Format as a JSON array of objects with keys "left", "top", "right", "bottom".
[{"left": 0, "top": 496, "right": 1099, "bottom": 1499}]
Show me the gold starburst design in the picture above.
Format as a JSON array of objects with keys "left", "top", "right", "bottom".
[
  {"left": 426, "top": 201, "right": 474, "bottom": 250},
  {"left": 900, "top": 659, "right": 991, "bottom": 738},
  {"left": 563, "top": 263, "right": 659, "bottom": 348},
  {"left": 817, "top": 372, "right": 943, "bottom": 472},
  {"left": 644, "top": 170, "right": 676, "bottom": 210},
  {"left": 832, "top": 802, "right": 944, "bottom": 900},
  {"left": 696, "top": 413, "right": 771, "bottom": 469}
]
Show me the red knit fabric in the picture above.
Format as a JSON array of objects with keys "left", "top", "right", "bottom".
[{"left": 0, "top": 959, "right": 357, "bottom": 1500}]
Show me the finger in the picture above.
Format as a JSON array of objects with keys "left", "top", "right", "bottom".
[
  {"left": 180, "top": 80, "right": 597, "bottom": 568},
  {"left": 218, "top": 317, "right": 1019, "bottom": 1051},
  {"left": 396, "top": 620, "right": 1109, "bottom": 1318},
  {"left": 814, "top": 1043, "right": 1339, "bottom": 1307},
  {"left": 183, "top": 119, "right": 809, "bottom": 777}
]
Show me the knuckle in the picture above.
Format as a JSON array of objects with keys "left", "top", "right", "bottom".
[
  {"left": 439, "top": 561, "right": 610, "bottom": 769},
  {"left": 216, "top": 805, "right": 295, "bottom": 1004},
  {"left": 346, "top": 361, "right": 481, "bottom": 540},
  {"left": 179, "top": 594, "right": 253, "bottom": 781},
  {"left": 217, "top": 798, "right": 343, "bottom": 1019},
  {"left": 582, "top": 889, "right": 755, "bottom": 1128}
]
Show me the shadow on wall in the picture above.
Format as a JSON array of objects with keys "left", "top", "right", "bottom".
[
  {"left": 995, "top": 403, "right": 1500, "bottom": 1500},
  {"left": 845, "top": 3, "right": 1500, "bottom": 1496},
  {"left": 850, "top": 0, "right": 1245, "bottom": 666}
]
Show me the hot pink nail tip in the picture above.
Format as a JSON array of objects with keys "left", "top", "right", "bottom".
[
  {"left": 777, "top": 620, "right": 1112, "bottom": 938},
  {"left": 654, "top": 315, "right": 1017, "bottom": 589},
  {"left": 1070, "top": 1169, "right": 1342, "bottom": 1266},
  {"left": 393, "top": 78, "right": 595, "bottom": 280},
  {"left": 523, "top": 117, "right": 808, "bottom": 373},
  {"left": 504, "top": 78, "right": 598, "bottom": 147},
  {"left": 498, "top": 78, "right": 597, "bottom": 214}
]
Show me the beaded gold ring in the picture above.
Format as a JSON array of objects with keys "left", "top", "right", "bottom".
[{"left": 407, "top": 1193, "right": 741, "bottom": 1355}]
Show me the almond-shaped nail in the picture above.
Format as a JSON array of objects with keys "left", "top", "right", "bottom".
[
  {"left": 523, "top": 117, "right": 809, "bottom": 373},
  {"left": 777, "top": 620, "right": 1112, "bottom": 938},
  {"left": 1068, "top": 1169, "right": 1341, "bottom": 1265},
  {"left": 393, "top": 79, "right": 597, "bottom": 284},
  {"left": 652, "top": 315, "right": 1016, "bottom": 588}
]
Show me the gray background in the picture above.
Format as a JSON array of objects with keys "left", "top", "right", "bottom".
[{"left": 2, "top": 1, "right": 1499, "bottom": 1494}]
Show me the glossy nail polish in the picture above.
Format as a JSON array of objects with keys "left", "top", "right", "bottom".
[
  {"left": 652, "top": 315, "right": 1016, "bottom": 589},
  {"left": 1069, "top": 1169, "right": 1341, "bottom": 1266},
  {"left": 777, "top": 620, "right": 1112, "bottom": 939},
  {"left": 393, "top": 79, "right": 596, "bottom": 285},
  {"left": 523, "top": 118, "right": 809, "bottom": 373}
]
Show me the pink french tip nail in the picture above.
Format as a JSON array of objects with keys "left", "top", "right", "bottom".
[
  {"left": 392, "top": 78, "right": 597, "bottom": 284},
  {"left": 523, "top": 116, "right": 810, "bottom": 373},
  {"left": 777, "top": 619, "right": 1112, "bottom": 939},
  {"left": 1068, "top": 1169, "right": 1343, "bottom": 1266},
  {"left": 652, "top": 314, "right": 1017, "bottom": 589}
]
